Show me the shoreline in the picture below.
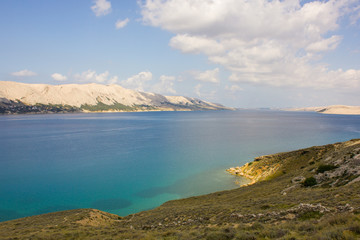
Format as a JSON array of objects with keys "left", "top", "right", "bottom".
[{"left": 2, "top": 139, "right": 360, "bottom": 239}]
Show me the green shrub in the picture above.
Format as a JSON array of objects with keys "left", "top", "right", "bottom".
[
  {"left": 236, "top": 232, "right": 257, "bottom": 240},
  {"left": 298, "top": 211, "right": 323, "bottom": 220},
  {"left": 206, "top": 231, "right": 234, "bottom": 240},
  {"left": 349, "top": 222, "right": 360, "bottom": 234},
  {"left": 303, "top": 177, "right": 317, "bottom": 187},
  {"left": 316, "top": 164, "right": 337, "bottom": 173}
]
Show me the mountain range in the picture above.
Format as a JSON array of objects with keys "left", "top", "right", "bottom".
[{"left": 0, "top": 81, "right": 231, "bottom": 114}]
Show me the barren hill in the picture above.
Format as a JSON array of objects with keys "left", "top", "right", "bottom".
[
  {"left": 0, "top": 81, "right": 231, "bottom": 113},
  {"left": 285, "top": 105, "right": 360, "bottom": 115}
]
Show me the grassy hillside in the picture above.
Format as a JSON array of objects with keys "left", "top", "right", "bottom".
[{"left": 1, "top": 139, "right": 360, "bottom": 239}]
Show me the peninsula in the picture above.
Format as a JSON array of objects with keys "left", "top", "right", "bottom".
[
  {"left": 284, "top": 105, "right": 360, "bottom": 115},
  {"left": 0, "top": 81, "right": 231, "bottom": 114},
  {"left": 1, "top": 139, "right": 360, "bottom": 239}
]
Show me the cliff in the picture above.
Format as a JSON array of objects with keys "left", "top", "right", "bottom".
[
  {"left": 1, "top": 139, "right": 360, "bottom": 239},
  {"left": 0, "top": 81, "right": 231, "bottom": 113}
]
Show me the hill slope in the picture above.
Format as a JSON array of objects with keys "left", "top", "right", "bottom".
[
  {"left": 0, "top": 81, "right": 231, "bottom": 113},
  {"left": 1, "top": 139, "right": 360, "bottom": 239},
  {"left": 285, "top": 105, "right": 360, "bottom": 115}
]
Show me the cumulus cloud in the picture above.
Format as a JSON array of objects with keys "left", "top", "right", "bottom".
[
  {"left": 140, "top": 0, "right": 360, "bottom": 89},
  {"left": 194, "top": 83, "right": 216, "bottom": 99},
  {"left": 151, "top": 75, "right": 177, "bottom": 94},
  {"left": 91, "top": 0, "right": 111, "bottom": 17},
  {"left": 74, "top": 70, "right": 118, "bottom": 84},
  {"left": 121, "top": 71, "right": 153, "bottom": 91},
  {"left": 51, "top": 73, "right": 67, "bottom": 81},
  {"left": 305, "top": 35, "right": 343, "bottom": 53},
  {"left": 193, "top": 68, "right": 219, "bottom": 83},
  {"left": 194, "top": 84, "right": 202, "bottom": 97},
  {"left": 11, "top": 69, "right": 37, "bottom": 77},
  {"left": 170, "top": 35, "right": 224, "bottom": 55},
  {"left": 225, "top": 85, "right": 243, "bottom": 92},
  {"left": 116, "top": 18, "right": 130, "bottom": 29}
]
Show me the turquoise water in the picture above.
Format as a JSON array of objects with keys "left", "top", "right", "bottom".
[{"left": 0, "top": 110, "right": 359, "bottom": 221}]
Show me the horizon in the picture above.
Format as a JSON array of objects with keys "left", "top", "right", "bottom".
[{"left": 1, "top": 0, "right": 360, "bottom": 108}]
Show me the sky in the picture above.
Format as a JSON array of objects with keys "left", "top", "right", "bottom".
[{"left": 1, "top": 0, "right": 360, "bottom": 108}]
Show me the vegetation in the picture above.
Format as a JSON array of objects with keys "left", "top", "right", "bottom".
[
  {"left": 1, "top": 98, "right": 223, "bottom": 114},
  {"left": 0, "top": 100, "right": 80, "bottom": 114},
  {"left": 1, "top": 139, "right": 360, "bottom": 239},
  {"left": 81, "top": 102, "right": 136, "bottom": 112},
  {"left": 316, "top": 164, "right": 338, "bottom": 173},
  {"left": 303, "top": 176, "right": 317, "bottom": 187}
]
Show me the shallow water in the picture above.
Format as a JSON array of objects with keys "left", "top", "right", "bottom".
[{"left": 0, "top": 110, "right": 359, "bottom": 221}]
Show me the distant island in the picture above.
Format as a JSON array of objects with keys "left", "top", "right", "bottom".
[
  {"left": 0, "top": 81, "right": 232, "bottom": 114},
  {"left": 1, "top": 139, "right": 359, "bottom": 239},
  {"left": 284, "top": 105, "right": 360, "bottom": 115}
]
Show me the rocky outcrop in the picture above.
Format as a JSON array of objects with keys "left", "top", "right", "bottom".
[
  {"left": 228, "top": 139, "right": 360, "bottom": 192},
  {"left": 227, "top": 155, "right": 282, "bottom": 185}
]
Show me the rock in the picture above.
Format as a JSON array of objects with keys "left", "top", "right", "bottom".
[
  {"left": 292, "top": 176, "right": 305, "bottom": 184},
  {"left": 337, "top": 204, "right": 354, "bottom": 212},
  {"left": 285, "top": 213, "right": 296, "bottom": 220}
]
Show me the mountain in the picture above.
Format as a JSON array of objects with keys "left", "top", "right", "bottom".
[
  {"left": 0, "top": 81, "right": 231, "bottom": 114},
  {"left": 1, "top": 139, "right": 360, "bottom": 239},
  {"left": 284, "top": 105, "right": 360, "bottom": 115}
]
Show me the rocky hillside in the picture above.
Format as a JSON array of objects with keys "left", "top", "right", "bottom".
[
  {"left": 0, "top": 81, "right": 231, "bottom": 113},
  {"left": 1, "top": 139, "right": 360, "bottom": 239},
  {"left": 284, "top": 105, "right": 360, "bottom": 115}
]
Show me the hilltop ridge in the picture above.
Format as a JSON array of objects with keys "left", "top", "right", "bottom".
[{"left": 0, "top": 81, "right": 231, "bottom": 113}]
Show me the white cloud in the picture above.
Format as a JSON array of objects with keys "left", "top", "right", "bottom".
[
  {"left": 74, "top": 70, "right": 118, "bottom": 84},
  {"left": 170, "top": 34, "right": 224, "bottom": 55},
  {"left": 11, "top": 69, "right": 37, "bottom": 77},
  {"left": 349, "top": 5, "right": 360, "bottom": 24},
  {"left": 225, "top": 85, "right": 243, "bottom": 92},
  {"left": 305, "top": 35, "right": 343, "bottom": 53},
  {"left": 51, "top": 73, "right": 67, "bottom": 81},
  {"left": 152, "top": 75, "right": 177, "bottom": 94},
  {"left": 91, "top": 0, "right": 111, "bottom": 17},
  {"left": 121, "top": 71, "right": 153, "bottom": 91},
  {"left": 193, "top": 68, "right": 219, "bottom": 83},
  {"left": 108, "top": 76, "right": 119, "bottom": 84},
  {"left": 194, "top": 83, "right": 216, "bottom": 99},
  {"left": 116, "top": 18, "right": 130, "bottom": 29},
  {"left": 194, "top": 84, "right": 202, "bottom": 97},
  {"left": 140, "top": 0, "right": 360, "bottom": 89}
]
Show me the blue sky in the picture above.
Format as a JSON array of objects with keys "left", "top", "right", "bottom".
[{"left": 1, "top": 0, "right": 359, "bottom": 108}]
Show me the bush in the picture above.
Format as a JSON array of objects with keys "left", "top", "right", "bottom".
[
  {"left": 298, "top": 211, "right": 323, "bottom": 220},
  {"left": 303, "top": 177, "right": 317, "bottom": 187},
  {"left": 206, "top": 231, "right": 234, "bottom": 240},
  {"left": 316, "top": 165, "right": 337, "bottom": 173},
  {"left": 349, "top": 222, "right": 360, "bottom": 234},
  {"left": 236, "top": 232, "right": 257, "bottom": 240}
]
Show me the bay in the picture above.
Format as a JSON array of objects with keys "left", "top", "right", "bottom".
[{"left": 0, "top": 110, "right": 359, "bottom": 221}]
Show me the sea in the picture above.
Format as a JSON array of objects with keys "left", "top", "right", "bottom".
[{"left": 0, "top": 110, "right": 359, "bottom": 222}]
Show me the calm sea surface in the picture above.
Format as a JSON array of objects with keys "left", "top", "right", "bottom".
[{"left": 0, "top": 110, "right": 359, "bottom": 221}]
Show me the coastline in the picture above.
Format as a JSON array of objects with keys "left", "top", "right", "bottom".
[{"left": 2, "top": 139, "right": 360, "bottom": 239}]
